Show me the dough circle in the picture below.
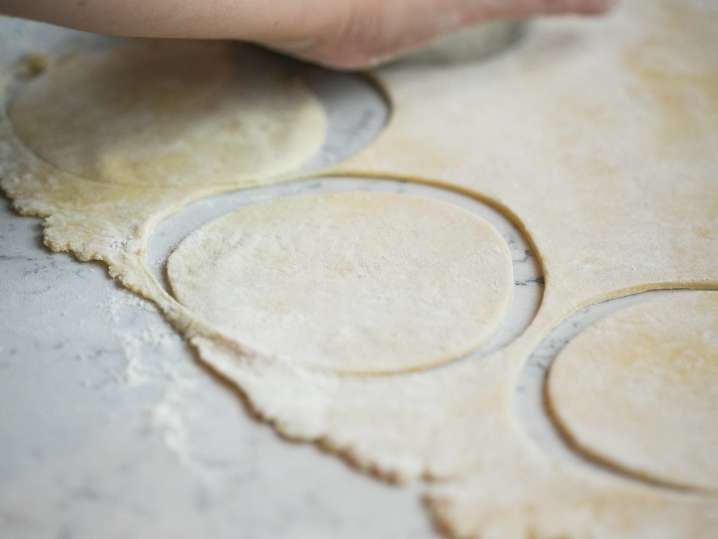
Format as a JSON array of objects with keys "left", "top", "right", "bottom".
[
  {"left": 548, "top": 292, "right": 718, "bottom": 491},
  {"left": 167, "top": 191, "right": 514, "bottom": 373},
  {"left": 8, "top": 41, "right": 326, "bottom": 187}
]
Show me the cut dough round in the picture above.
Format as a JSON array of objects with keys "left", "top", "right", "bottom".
[
  {"left": 548, "top": 292, "right": 718, "bottom": 491},
  {"left": 9, "top": 41, "right": 326, "bottom": 187},
  {"left": 167, "top": 191, "right": 513, "bottom": 373}
]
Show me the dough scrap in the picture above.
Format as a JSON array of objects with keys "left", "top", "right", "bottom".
[
  {"left": 548, "top": 292, "right": 718, "bottom": 492},
  {"left": 8, "top": 41, "right": 325, "bottom": 187},
  {"left": 167, "top": 191, "right": 513, "bottom": 373}
]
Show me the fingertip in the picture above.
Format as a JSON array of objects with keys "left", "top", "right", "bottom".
[{"left": 566, "top": 0, "right": 620, "bottom": 15}]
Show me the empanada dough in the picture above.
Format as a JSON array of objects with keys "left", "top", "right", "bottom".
[
  {"left": 2, "top": 1, "right": 718, "bottom": 537},
  {"left": 548, "top": 292, "right": 718, "bottom": 492},
  {"left": 167, "top": 191, "right": 513, "bottom": 373},
  {"left": 9, "top": 41, "right": 325, "bottom": 187}
]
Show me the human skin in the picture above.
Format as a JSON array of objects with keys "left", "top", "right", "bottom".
[{"left": 1, "top": 0, "right": 615, "bottom": 68}]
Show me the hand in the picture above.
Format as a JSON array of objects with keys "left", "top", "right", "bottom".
[{"left": 2, "top": 0, "right": 616, "bottom": 69}]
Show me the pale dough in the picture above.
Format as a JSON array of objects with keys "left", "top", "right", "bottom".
[
  {"left": 548, "top": 292, "right": 718, "bottom": 492},
  {"left": 2, "top": 1, "right": 718, "bottom": 538},
  {"left": 167, "top": 191, "right": 513, "bottom": 373},
  {"left": 8, "top": 41, "right": 326, "bottom": 187}
]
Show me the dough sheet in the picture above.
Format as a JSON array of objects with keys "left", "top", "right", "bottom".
[{"left": 1, "top": 1, "right": 718, "bottom": 537}]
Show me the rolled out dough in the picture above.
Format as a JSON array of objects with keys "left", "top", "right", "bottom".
[
  {"left": 8, "top": 41, "right": 326, "bottom": 187},
  {"left": 548, "top": 291, "right": 718, "bottom": 492},
  {"left": 168, "top": 191, "right": 513, "bottom": 373},
  {"left": 2, "top": 1, "right": 718, "bottom": 537}
]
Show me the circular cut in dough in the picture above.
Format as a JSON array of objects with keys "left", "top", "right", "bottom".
[
  {"left": 167, "top": 191, "right": 513, "bottom": 373},
  {"left": 9, "top": 41, "right": 326, "bottom": 187},
  {"left": 397, "top": 21, "right": 524, "bottom": 68},
  {"left": 548, "top": 292, "right": 718, "bottom": 491}
]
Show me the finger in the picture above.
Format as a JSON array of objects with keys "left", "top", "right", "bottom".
[
  {"left": 275, "top": 0, "right": 617, "bottom": 69},
  {"left": 2, "top": 0, "right": 616, "bottom": 70}
]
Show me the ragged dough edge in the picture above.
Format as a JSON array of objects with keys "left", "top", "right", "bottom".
[
  {"left": 189, "top": 335, "right": 431, "bottom": 483},
  {"left": 426, "top": 462, "right": 718, "bottom": 539}
]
